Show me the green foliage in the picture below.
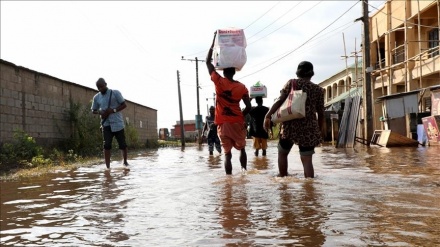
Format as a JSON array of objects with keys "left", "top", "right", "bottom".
[
  {"left": 29, "top": 155, "right": 52, "bottom": 168},
  {"left": 64, "top": 101, "right": 102, "bottom": 156},
  {"left": 145, "top": 139, "right": 159, "bottom": 148},
  {"left": 0, "top": 100, "right": 157, "bottom": 173},
  {"left": 48, "top": 148, "right": 64, "bottom": 164},
  {"left": 66, "top": 149, "right": 80, "bottom": 162},
  {"left": 0, "top": 129, "right": 44, "bottom": 170},
  {"left": 125, "top": 122, "right": 141, "bottom": 149},
  {"left": 0, "top": 129, "right": 85, "bottom": 173},
  {"left": 48, "top": 148, "right": 80, "bottom": 166},
  {"left": 157, "top": 140, "right": 180, "bottom": 147},
  {"left": 125, "top": 123, "right": 159, "bottom": 149}
]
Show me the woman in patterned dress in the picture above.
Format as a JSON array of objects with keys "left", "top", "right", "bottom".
[{"left": 263, "top": 61, "right": 325, "bottom": 178}]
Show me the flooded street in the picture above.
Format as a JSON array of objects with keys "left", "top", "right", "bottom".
[{"left": 1, "top": 140, "right": 439, "bottom": 246}]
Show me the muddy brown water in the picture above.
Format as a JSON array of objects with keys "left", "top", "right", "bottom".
[{"left": 1, "top": 140, "right": 439, "bottom": 246}]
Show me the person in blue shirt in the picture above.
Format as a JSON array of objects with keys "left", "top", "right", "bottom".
[
  {"left": 91, "top": 78, "right": 129, "bottom": 169},
  {"left": 202, "top": 106, "right": 222, "bottom": 155}
]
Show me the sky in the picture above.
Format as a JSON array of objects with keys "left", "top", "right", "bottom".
[{"left": 1, "top": 1, "right": 386, "bottom": 130}]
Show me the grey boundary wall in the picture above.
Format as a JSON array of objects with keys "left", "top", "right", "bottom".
[{"left": 0, "top": 59, "right": 157, "bottom": 147}]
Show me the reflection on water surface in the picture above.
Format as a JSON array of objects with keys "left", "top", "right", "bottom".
[{"left": 1, "top": 142, "right": 439, "bottom": 246}]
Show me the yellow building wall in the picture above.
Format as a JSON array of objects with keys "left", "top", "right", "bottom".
[
  {"left": 410, "top": 0, "right": 436, "bottom": 18},
  {"left": 371, "top": 10, "right": 388, "bottom": 41},
  {"left": 390, "top": 1, "right": 406, "bottom": 29},
  {"left": 370, "top": 5, "right": 388, "bottom": 40}
]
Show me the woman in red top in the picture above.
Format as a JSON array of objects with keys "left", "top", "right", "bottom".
[{"left": 206, "top": 31, "right": 252, "bottom": 175}]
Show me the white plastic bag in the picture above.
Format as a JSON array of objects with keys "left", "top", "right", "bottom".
[
  {"left": 213, "top": 28, "right": 247, "bottom": 71},
  {"left": 271, "top": 80, "right": 307, "bottom": 123}
]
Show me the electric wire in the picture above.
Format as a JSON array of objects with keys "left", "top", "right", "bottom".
[
  {"left": 238, "top": 1, "right": 360, "bottom": 80},
  {"left": 183, "top": 1, "right": 321, "bottom": 58},
  {"left": 243, "top": 1, "right": 282, "bottom": 30},
  {"left": 365, "top": 0, "right": 439, "bottom": 29},
  {"left": 116, "top": 24, "right": 165, "bottom": 83},
  {"left": 248, "top": 1, "right": 322, "bottom": 46},
  {"left": 182, "top": 2, "right": 281, "bottom": 58},
  {"left": 246, "top": 2, "right": 302, "bottom": 41},
  {"left": 244, "top": 20, "right": 357, "bottom": 71},
  {"left": 182, "top": 1, "right": 312, "bottom": 58}
]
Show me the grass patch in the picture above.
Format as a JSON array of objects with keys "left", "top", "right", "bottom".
[
  {"left": 158, "top": 140, "right": 199, "bottom": 147},
  {"left": 0, "top": 157, "right": 101, "bottom": 181}
]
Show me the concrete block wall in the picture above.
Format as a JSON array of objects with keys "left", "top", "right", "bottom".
[{"left": 0, "top": 59, "right": 157, "bottom": 147}]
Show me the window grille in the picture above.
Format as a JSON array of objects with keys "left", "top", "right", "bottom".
[
  {"left": 424, "top": 97, "right": 431, "bottom": 112},
  {"left": 428, "top": 28, "right": 439, "bottom": 58}
]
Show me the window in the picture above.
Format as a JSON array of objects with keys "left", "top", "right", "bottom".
[
  {"left": 423, "top": 97, "right": 431, "bottom": 112},
  {"left": 375, "top": 46, "right": 385, "bottom": 69},
  {"left": 428, "top": 28, "right": 439, "bottom": 58}
]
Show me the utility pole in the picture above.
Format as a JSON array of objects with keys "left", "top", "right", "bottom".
[
  {"left": 181, "top": 56, "right": 205, "bottom": 144},
  {"left": 342, "top": 33, "right": 350, "bottom": 93},
  {"left": 177, "top": 70, "right": 185, "bottom": 148},
  {"left": 361, "top": 0, "right": 374, "bottom": 145},
  {"left": 353, "top": 38, "right": 360, "bottom": 88},
  {"left": 206, "top": 93, "right": 216, "bottom": 115}
]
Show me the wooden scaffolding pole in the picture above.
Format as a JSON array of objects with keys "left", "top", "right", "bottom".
[{"left": 376, "top": 18, "right": 385, "bottom": 95}]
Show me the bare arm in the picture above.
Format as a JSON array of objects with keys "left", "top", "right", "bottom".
[
  {"left": 263, "top": 83, "right": 290, "bottom": 131},
  {"left": 100, "top": 101, "right": 127, "bottom": 119},
  {"left": 202, "top": 120, "right": 208, "bottom": 136},
  {"left": 206, "top": 31, "right": 217, "bottom": 76},
  {"left": 116, "top": 101, "right": 127, "bottom": 112},
  {"left": 241, "top": 94, "right": 252, "bottom": 117}
]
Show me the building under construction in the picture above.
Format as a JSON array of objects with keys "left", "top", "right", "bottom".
[{"left": 369, "top": 0, "right": 439, "bottom": 144}]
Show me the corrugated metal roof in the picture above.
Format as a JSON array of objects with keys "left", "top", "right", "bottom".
[
  {"left": 376, "top": 89, "right": 422, "bottom": 102},
  {"left": 429, "top": 84, "right": 440, "bottom": 91},
  {"left": 324, "top": 87, "right": 363, "bottom": 107}
]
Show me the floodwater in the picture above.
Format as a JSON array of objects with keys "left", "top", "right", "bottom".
[{"left": 1, "top": 140, "right": 439, "bottom": 247}]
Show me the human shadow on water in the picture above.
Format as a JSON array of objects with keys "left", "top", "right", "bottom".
[
  {"left": 276, "top": 181, "right": 326, "bottom": 246},
  {"left": 218, "top": 176, "right": 253, "bottom": 245},
  {"left": 102, "top": 168, "right": 130, "bottom": 198},
  {"left": 91, "top": 169, "right": 132, "bottom": 244},
  {"left": 207, "top": 155, "right": 222, "bottom": 170},
  {"left": 252, "top": 156, "right": 270, "bottom": 170}
]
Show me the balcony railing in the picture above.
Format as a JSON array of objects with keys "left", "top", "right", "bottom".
[
  {"left": 392, "top": 45, "right": 405, "bottom": 64},
  {"left": 372, "top": 42, "right": 438, "bottom": 71},
  {"left": 374, "top": 58, "right": 386, "bottom": 70},
  {"left": 429, "top": 45, "right": 439, "bottom": 58}
]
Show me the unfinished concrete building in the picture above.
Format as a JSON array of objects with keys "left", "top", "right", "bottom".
[{"left": 369, "top": 0, "right": 439, "bottom": 140}]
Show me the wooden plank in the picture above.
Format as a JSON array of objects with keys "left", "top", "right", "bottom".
[{"left": 373, "top": 129, "right": 419, "bottom": 147}]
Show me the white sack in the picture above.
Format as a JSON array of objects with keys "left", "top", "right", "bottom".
[{"left": 213, "top": 28, "right": 247, "bottom": 71}]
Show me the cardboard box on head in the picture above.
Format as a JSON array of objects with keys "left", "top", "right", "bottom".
[
  {"left": 213, "top": 28, "right": 247, "bottom": 71},
  {"left": 250, "top": 81, "right": 267, "bottom": 98}
]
